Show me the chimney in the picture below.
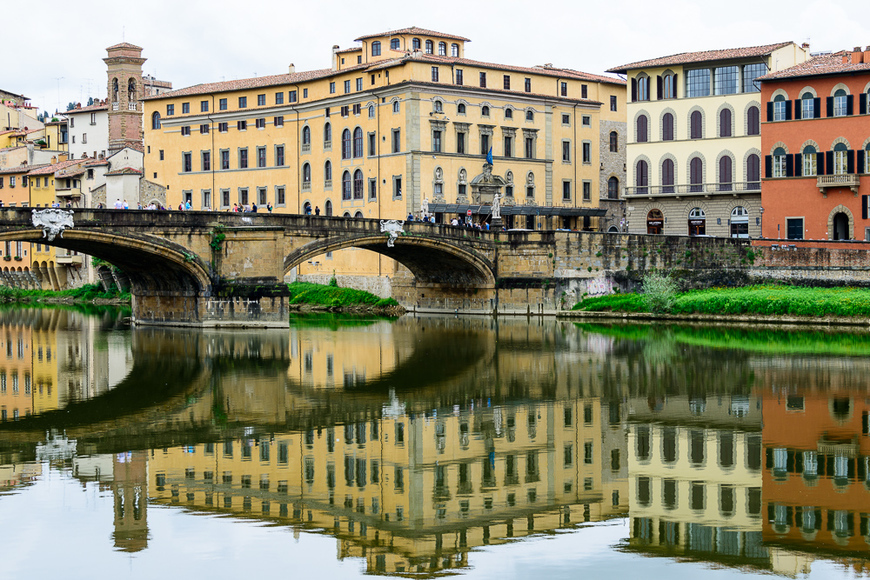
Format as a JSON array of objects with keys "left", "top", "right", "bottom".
[
  {"left": 852, "top": 47, "right": 863, "bottom": 64},
  {"left": 51, "top": 156, "right": 57, "bottom": 164},
  {"left": 864, "top": 46, "right": 870, "bottom": 63},
  {"left": 288, "top": 63, "right": 295, "bottom": 73},
  {"left": 332, "top": 45, "right": 341, "bottom": 71},
  {"left": 801, "top": 42, "right": 810, "bottom": 50}
]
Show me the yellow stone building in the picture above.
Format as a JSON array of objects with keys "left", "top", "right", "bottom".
[{"left": 143, "top": 26, "right": 625, "bottom": 282}]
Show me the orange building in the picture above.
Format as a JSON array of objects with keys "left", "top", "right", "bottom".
[
  {"left": 762, "top": 389, "right": 870, "bottom": 556},
  {"left": 759, "top": 48, "right": 870, "bottom": 241}
]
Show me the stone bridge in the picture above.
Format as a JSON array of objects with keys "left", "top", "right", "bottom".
[{"left": 0, "top": 208, "right": 760, "bottom": 326}]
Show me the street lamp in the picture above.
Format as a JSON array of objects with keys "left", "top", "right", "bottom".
[{"left": 759, "top": 207, "right": 764, "bottom": 239}]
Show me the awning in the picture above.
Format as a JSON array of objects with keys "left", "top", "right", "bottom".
[{"left": 429, "top": 203, "right": 606, "bottom": 217}]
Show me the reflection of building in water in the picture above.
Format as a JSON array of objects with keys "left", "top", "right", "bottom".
[
  {"left": 0, "top": 314, "right": 32, "bottom": 420},
  {"left": 625, "top": 393, "right": 768, "bottom": 570},
  {"left": 0, "top": 461, "right": 41, "bottom": 492},
  {"left": 149, "top": 397, "right": 627, "bottom": 575},
  {"left": 112, "top": 451, "right": 149, "bottom": 552},
  {"left": 762, "top": 389, "right": 870, "bottom": 564}
]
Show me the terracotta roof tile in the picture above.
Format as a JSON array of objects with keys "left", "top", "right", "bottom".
[
  {"left": 607, "top": 42, "right": 795, "bottom": 73},
  {"left": 27, "top": 159, "right": 84, "bottom": 176},
  {"left": 408, "top": 54, "right": 625, "bottom": 85},
  {"left": 355, "top": 26, "right": 471, "bottom": 42},
  {"left": 143, "top": 68, "right": 341, "bottom": 100},
  {"left": 0, "top": 164, "right": 46, "bottom": 175},
  {"left": 107, "top": 42, "right": 142, "bottom": 51},
  {"left": 64, "top": 103, "right": 108, "bottom": 114},
  {"left": 759, "top": 51, "right": 870, "bottom": 80},
  {"left": 105, "top": 167, "right": 142, "bottom": 176},
  {"left": 335, "top": 47, "right": 362, "bottom": 54}
]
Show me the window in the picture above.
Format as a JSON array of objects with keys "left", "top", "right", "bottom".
[
  {"left": 719, "top": 156, "right": 733, "bottom": 191},
  {"left": 329, "top": 82, "right": 335, "bottom": 94},
  {"left": 342, "top": 171, "right": 351, "bottom": 200},
  {"left": 181, "top": 126, "right": 191, "bottom": 136},
  {"left": 481, "top": 105, "right": 490, "bottom": 116},
  {"left": 801, "top": 92, "right": 814, "bottom": 118},
  {"left": 390, "top": 38, "right": 400, "bottom": 50},
  {"left": 431, "top": 66, "right": 439, "bottom": 82},
  {"left": 368, "top": 104, "right": 375, "bottom": 118},
  {"left": 456, "top": 131, "right": 466, "bottom": 154},
  {"left": 239, "top": 96, "right": 247, "bottom": 108},
  {"left": 583, "top": 181, "right": 591, "bottom": 201},
  {"left": 324, "top": 160, "right": 332, "bottom": 185},
  {"left": 504, "top": 135, "right": 513, "bottom": 157},
  {"left": 323, "top": 122, "right": 331, "bottom": 146},
  {"left": 747, "top": 154, "right": 760, "bottom": 189},
  {"left": 219, "top": 98, "right": 227, "bottom": 110},
  {"left": 201, "top": 151, "right": 210, "bottom": 171},
  {"left": 368, "top": 132, "right": 376, "bottom": 156},
  {"left": 743, "top": 63, "right": 766, "bottom": 93},
  {"left": 479, "top": 72, "right": 487, "bottom": 88},
  {"left": 257, "top": 147, "right": 266, "bottom": 168},
  {"left": 608, "top": 176, "right": 619, "bottom": 199},
  {"left": 289, "top": 90, "right": 297, "bottom": 103},
  {"left": 182, "top": 102, "right": 190, "bottom": 114},
  {"left": 562, "top": 181, "right": 571, "bottom": 201},
  {"left": 525, "top": 136, "right": 534, "bottom": 159},
  {"left": 562, "top": 141, "right": 571, "bottom": 162},
  {"left": 610, "top": 95, "right": 617, "bottom": 111},
  {"left": 392, "top": 129, "right": 400, "bottom": 153},
  {"left": 505, "top": 107, "right": 513, "bottom": 119},
  {"left": 344, "top": 80, "right": 351, "bottom": 93},
  {"left": 302, "top": 163, "right": 311, "bottom": 188},
  {"left": 689, "top": 157, "right": 704, "bottom": 192},
  {"left": 456, "top": 69, "right": 464, "bottom": 85},
  {"left": 524, "top": 77, "right": 531, "bottom": 92},
  {"left": 582, "top": 141, "right": 591, "bottom": 163},
  {"left": 560, "top": 81, "right": 567, "bottom": 96},
  {"left": 353, "top": 169, "right": 363, "bottom": 199},
  {"left": 690, "top": 110, "right": 702, "bottom": 139},
  {"left": 425, "top": 40, "right": 433, "bottom": 54},
  {"left": 451, "top": 43, "right": 459, "bottom": 56},
  {"left": 714, "top": 66, "right": 739, "bottom": 95},
  {"left": 302, "top": 125, "right": 311, "bottom": 149},
  {"left": 432, "top": 129, "right": 442, "bottom": 152},
  {"left": 661, "top": 112, "right": 674, "bottom": 141},
  {"left": 747, "top": 105, "right": 760, "bottom": 135},
  {"left": 803, "top": 145, "right": 817, "bottom": 176},
  {"left": 772, "top": 146, "right": 787, "bottom": 177},
  {"left": 773, "top": 95, "right": 787, "bottom": 121},
  {"left": 582, "top": 115, "right": 591, "bottom": 126},
  {"left": 218, "top": 122, "right": 228, "bottom": 132},
  {"left": 636, "top": 160, "right": 649, "bottom": 194},
  {"left": 166, "top": 104, "right": 175, "bottom": 116},
  {"left": 562, "top": 113, "right": 570, "bottom": 125},
  {"left": 200, "top": 124, "right": 209, "bottom": 134},
  {"left": 237, "top": 120, "right": 247, "bottom": 131},
  {"left": 730, "top": 206, "right": 749, "bottom": 238},
  {"left": 255, "top": 118, "right": 265, "bottom": 129},
  {"left": 481, "top": 133, "right": 490, "bottom": 155},
  {"left": 833, "top": 89, "right": 849, "bottom": 117},
  {"left": 393, "top": 175, "right": 402, "bottom": 198},
  {"left": 276, "top": 145, "right": 285, "bottom": 166},
  {"left": 372, "top": 41, "right": 381, "bottom": 56},
  {"left": 392, "top": 100, "right": 400, "bottom": 113},
  {"left": 274, "top": 116, "right": 284, "bottom": 127},
  {"left": 834, "top": 143, "right": 849, "bottom": 175},
  {"left": 457, "top": 103, "right": 466, "bottom": 115},
  {"left": 182, "top": 152, "right": 192, "bottom": 172},
  {"left": 342, "top": 129, "right": 351, "bottom": 159},
  {"left": 636, "top": 115, "right": 648, "bottom": 142},
  {"left": 257, "top": 94, "right": 265, "bottom": 106},
  {"left": 220, "top": 150, "right": 229, "bottom": 170},
  {"left": 275, "top": 92, "right": 284, "bottom": 105},
  {"left": 437, "top": 41, "right": 446, "bottom": 56},
  {"left": 504, "top": 75, "right": 511, "bottom": 90},
  {"left": 353, "top": 127, "right": 363, "bottom": 158},
  {"left": 151, "top": 112, "right": 161, "bottom": 129},
  {"left": 239, "top": 148, "right": 248, "bottom": 169},
  {"left": 239, "top": 188, "right": 248, "bottom": 205},
  {"left": 525, "top": 109, "right": 534, "bottom": 121},
  {"left": 610, "top": 131, "right": 618, "bottom": 152},
  {"left": 662, "top": 73, "right": 676, "bottom": 99},
  {"left": 636, "top": 75, "right": 649, "bottom": 101},
  {"left": 787, "top": 217, "right": 804, "bottom": 240},
  {"left": 719, "top": 108, "right": 732, "bottom": 137},
  {"left": 412, "top": 38, "right": 421, "bottom": 50},
  {"left": 686, "top": 68, "right": 710, "bottom": 97}
]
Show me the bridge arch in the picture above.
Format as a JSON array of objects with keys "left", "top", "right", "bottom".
[
  {"left": 284, "top": 233, "right": 497, "bottom": 287},
  {"left": 0, "top": 229, "right": 212, "bottom": 295}
]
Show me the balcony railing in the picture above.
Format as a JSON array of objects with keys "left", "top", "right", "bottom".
[
  {"left": 56, "top": 254, "right": 82, "bottom": 265},
  {"left": 624, "top": 181, "right": 761, "bottom": 197},
  {"left": 817, "top": 174, "right": 860, "bottom": 194}
]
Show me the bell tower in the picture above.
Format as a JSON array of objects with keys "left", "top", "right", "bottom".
[{"left": 104, "top": 42, "right": 145, "bottom": 154}]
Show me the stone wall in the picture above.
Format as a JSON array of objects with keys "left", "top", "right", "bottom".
[{"left": 296, "top": 273, "right": 393, "bottom": 298}]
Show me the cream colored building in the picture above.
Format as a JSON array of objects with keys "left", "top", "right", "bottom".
[{"left": 609, "top": 42, "right": 808, "bottom": 238}]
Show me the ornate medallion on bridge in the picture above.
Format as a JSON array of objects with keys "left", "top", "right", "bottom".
[
  {"left": 379, "top": 219, "right": 405, "bottom": 247},
  {"left": 32, "top": 208, "right": 74, "bottom": 241}
]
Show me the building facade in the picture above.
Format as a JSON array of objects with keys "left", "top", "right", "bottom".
[
  {"left": 759, "top": 48, "right": 870, "bottom": 241},
  {"left": 609, "top": 42, "right": 808, "bottom": 238}
]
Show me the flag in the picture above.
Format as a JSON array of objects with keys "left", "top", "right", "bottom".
[{"left": 486, "top": 147, "right": 493, "bottom": 165}]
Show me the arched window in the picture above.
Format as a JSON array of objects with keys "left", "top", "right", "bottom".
[
  {"left": 635, "top": 74, "right": 649, "bottom": 101},
  {"left": 341, "top": 129, "right": 351, "bottom": 159},
  {"left": 609, "top": 131, "right": 618, "bottom": 152},
  {"left": 112, "top": 78, "right": 119, "bottom": 102},
  {"left": 662, "top": 73, "right": 676, "bottom": 99},
  {"left": 302, "top": 163, "right": 311, "bottom": 187},
  {"left": 747, "top": 106, "right": 760, "bottom": 135},
  {"left": 438, "top": 42, "right": 447, "bottom": 56},
  {"left": 302, "top": 125, "right": 311, "bottom": 145},
  {"left": 434, "top": 100, "right": 443, "bottom": 113},
  {"left": 690, "top": 157, "right": 703, "bottom": 192},
  {"left": 505, "top": 107, "right": 513, "bottom": 119},
  {"left": 747, "top": 154, "right": 760, "bottom": 189},
  {"left": 128, "top": 78, "right": 136, "bottom": 101},
  {"left": 353, "top": 169, "right": 363, "bottom": 199},
  {"left": 392, "top": 100, "right": 400, "bottom": 113},
  {"left": 662, "top": 113, "right": 674, "bottom": 141},
  {"left": 525, "top": 110, "right": 534, "bottom": 121},
  {"left": 690, "top": 110, "right": 703, "bottom": 139},
  {"left": 371, "top": 41, "right": 381, "bottom": 56},
  {"left": 834, "top": 143, "right": 849, "bottom": 174},
  {"left": 353, "top": 127, "right": 363, "bottom": 158},
  {"left": 773, "top": 94, "right": 787, "bottom": 121},
  {"left": 412, "top": 38, "right": 421, "bottom": 50},
  {"left": 425, "top": 40, "right": 434, "bottom": 54},
  {"left": 772, "top": 147, "right": 787, "bottom": 177},
  {"left": 647, "top": 209, "right": 663, "bottom": 234},
  {"left": 719, "top": 156, "right": 733, "bottom": 191},
  {"left": 451, "top": 43, "right": 459, "bottom": 57},
  {"left": 636, "top": 159, "right": 649, "bottom": 193},
  {"left": 481, "top": 105, "right": 490, "bottom": 116},
  {"left": 324, "top": 122, "right": 332, "bottom": 145},
  {"left": 151, "top": 111, "right": 161, "bottom": 130},
  {"left": 608, "top": 176, "right": 619, "bottom": 199},
  {"left": 390, "top": 38, "right": 400, "bottom": 50},
  {"left": 803, "top": 145, "right": 817, "bottom": 176},
  {"left": 636, "top": 115, "right": 648, "bottom": 143},
  {"left": 833, "top": 88, "right": 848, "bottom": 117},
  {"left": 688, "top": 207, "right": 706, "bottom": 236},
  {"left": 324, "top": 160, "right": 332, "bottom": 184},
  {"left": 730, "top": 206, "right": 749, "bottom": 238},
  {"left": 457, "top": 103, "right": 466, "bottom": 114},
  {"left": 354, "top": 211, "right": 364, "bottom": 219},
  {"left": 325, "top": 200, "right": 333, "bottom": 216},
  {"left": 368, "top": 104, "right": 375, "bottom": 118},
  {"left": 801, "top": 92, "right": 816, "bottom": 119},
  {"left": 662, "top": 158, "right": 675, "bottom": 193},
  {"left": 342, "top": 171, "right": 351, "bottom": 200},
  {"left": 719, "top": 108, "right": 732, "bottom": 137}
]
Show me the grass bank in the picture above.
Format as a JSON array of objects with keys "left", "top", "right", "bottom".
[
  {"left": 287, "top": 281, "right": 404, "bottom": 314},
  {"left": 0, "top": 283, "right": 131, "bottom": 305},
  {"left": 573, "top": 285, "right": 870, "bottom": 318}
]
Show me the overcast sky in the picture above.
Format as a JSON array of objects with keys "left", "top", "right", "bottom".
[{"left": 6, "top": 0, "right": 869, "bottom": 115}]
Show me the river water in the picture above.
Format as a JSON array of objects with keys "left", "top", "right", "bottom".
[{"left": 0, "top": 307, "right": 868, "bottom": 579}]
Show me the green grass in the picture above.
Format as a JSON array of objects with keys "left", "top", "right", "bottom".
[
  {"left": 573, "top": 285, "right": 870, "bottom": 318},
  {"left": 287, "top": 281, "right": 399, "bottom": 308},
  {"left": 0, "top": 283, "right": 130, "bottom": 303}
]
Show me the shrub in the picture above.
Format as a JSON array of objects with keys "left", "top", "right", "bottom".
[{"left": 642, "top": 271, "right": 677, "bottom": 313}]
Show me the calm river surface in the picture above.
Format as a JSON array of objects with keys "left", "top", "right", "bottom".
[{"left": 0, "top": 307, "right": 869, "bottom": 579}]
